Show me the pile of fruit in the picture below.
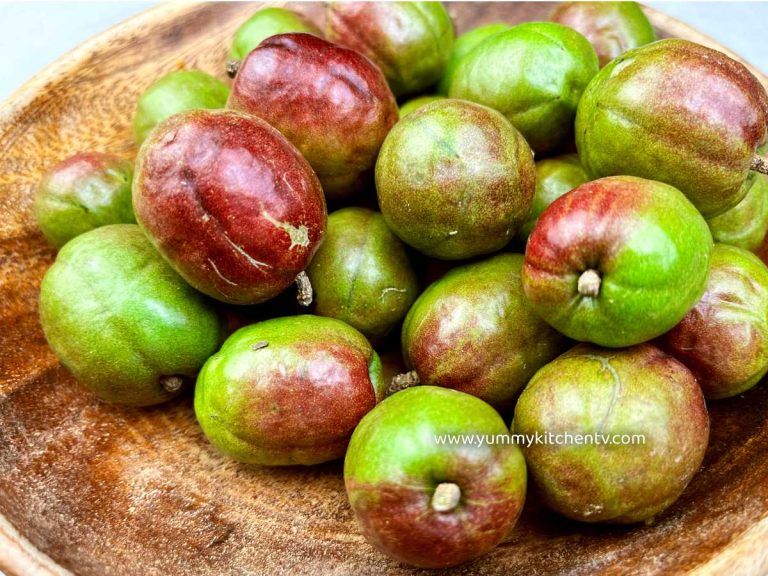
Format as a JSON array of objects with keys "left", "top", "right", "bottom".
[{"left": 33, "top": 2, "right": 768, "bottom": 569}]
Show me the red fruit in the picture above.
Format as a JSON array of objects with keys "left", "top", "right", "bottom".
[
  {"left": 228, "top": 33, "right": 399, "bottom": 200},
  {"left": 133, "top": 109, "right": 326, "bottom": 305}
]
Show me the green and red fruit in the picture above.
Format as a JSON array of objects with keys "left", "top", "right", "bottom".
[
  {"left": 449, "top": 22, "right": 599, "bottom": 153},
  {"left": 402, "top": 253, "right": 565, "bottom": 411},
  {"left": 195, "top": 315, "right": 383, "bottom": 466},
  {"left": 658, "top": 244, "right": 768, "bottom": 399},
  {"left": 376, "top": 99, "right": 535, "bottom": 260},
  {"left": 398, "top": 95, "right": 446, "bottom": 119},
  {"left": 133, "top": 109, "right": 326, "bottom": 305},
  {"left": 708, "top": 172, "right": 768, "bottom": 252},
  {"left": 228, "top": 33, "right": 398, "bottom": 200},
  {"left": 514, "top": 343, "right": 709, "bottom": 523},
  {"left": 345, "top": 386, "right": 527, "bottom": 568},
  {"left": 550, "top": 2, "right": 657, "bottom": 67},
  {"left": 519, "top": 153, "right": 590, "bottom": 241},
  {"left": 307, "top": 207, "right": 419, "bottom": 342},
  {"left": 576, "top": 39, "right": 768, "bottom": 218},
  {"left": 522, "top": 176, "right": 713, "bottom": 347},
  {"left": 229, "top": 7, "right": 321, "bottom": 61},
  {"left": 133, "top": 70, "right": 230, "bottom": 144},
  {"left": 34, "top": 152, "right": 134, "bottom": 248},
  {"left": 39, "top": 224, "right": 222, "bottom": 406},
  {"left": 326, "top": 1, "right": 454, "bottom": 97},
  {"left": 436, "top": 22, "right": 511, "bottom": 95}
]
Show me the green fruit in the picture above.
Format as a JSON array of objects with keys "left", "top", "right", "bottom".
[
  {"left": 402, "top": 253, "right": 565, "bottom": 410},
  {"left": 519, "top": 153, "right": 590, "bottom": 240},
  {"left": 376, "top": 99, "right": 535, "bottom": 260},
  {"left": 345, "top": 386, "right": 527, "bottom": 568},
  {"left": 449, "top": 22, "right": 599, "bottom": 153},
  {"left": 306, "top": 208, "right": 419, "bottom": 341},
  {"left": 326, "top": 1, "right": 455, "bottom": 97},
  {"left": 550, "top": 1, "right": 657, "bottom": 67},
  {"left": 708, "top": 173, "right": 768, "bottom": 252},
  {"left": 658, "top": 244, "right": 768, "bottom": 399},
  {"left": 195, "top": 315, "right": 383, "bottom": 466},
  {"left": 398, "top": 95, "right": 446, "bottom": 118},
  {"left": 575, "top": 39, "right": 768, "bottom": 218},
  {"left": 229, "top": 7, "right": 321, "bottom": 61},
  {"left": 39, "top": 224, "right": 222, "bottom": 406},
  {"left": 34, "top": 152, "right": 134, "bottom": 248},
  {"left": 133, "top": 70, "right": 230, "bottom": 144},
  {"left": 523, "top": 176, "right": 713, "bottom": 347},
  {"left": 514, "top": 343, "right": 709, "bottom": 523},
  {"left": 436, "top": 22, "right": 511, "bottom": 95}
]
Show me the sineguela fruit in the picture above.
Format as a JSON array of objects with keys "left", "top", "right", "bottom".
[
  {"left": 576, "top": 39, "right": 768, "bottom": 218},
  {"left": 401, "top": 253, "right": 565, "bottom": 411},
  {"left": 229, "top": 7, "right": 320, "bottom": 61},
  {"left": 522, "top": 176, "right": 713, "bottom": 347},
  {"left": 658, "top": 244, "right": 768, "bottom": 399},
  {"left": 514, "top": 343, "right": 709, "bottom": 523},
  {"left": 708, "top": 172, "right": 768, "bottom": 252},
  {"left": 345, "top": 386, "right": 527, "bottom": 568},
  {"left": 326, "top": 1, "right": 454, "bottom": 97},
  {"left": 307, "top": 207, "right": 419, "bottom": 341},
  {"left": 133, "top": 109, "right": 326, "bottom": 305},
  {"left": 34, "top": 152, "right": 134, "bottom": 248},
  {"left": 195, "top": 315, "right": 383, "bottom": 466},
  {"left": 449, "top": 22, "right": 599, "bottom": 153},
  {"left": 376, "top": 99, "right": 535, "bottom": 260},
  {"left": 398, "top": 95, "right": 446, "bottom": 119},
  {"left": 39, "top": 224, "right": 222, "bottom": 406}
]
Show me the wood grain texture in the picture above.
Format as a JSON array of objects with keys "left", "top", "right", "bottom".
[{"left": 1, "top": 3, "right": 767, "bottom": 575}]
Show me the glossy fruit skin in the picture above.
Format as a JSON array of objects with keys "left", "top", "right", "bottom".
[
  {"left": 133, "top": 109, "right": 326, "bottom": 305},
  {"left": 398, "top": 95, "right": 446, "bottom": 119},
  {"left": 307, "top": 208, "right": 419, "bottom": 341},
  {"left": 550, "top": 2, "right": 657, "bottom": 67},
  {"left": 449, "top": 22, "right": 599, "bottom": 153},
  {"left": 376, "top": 99, "right": 535, "bottom": 260},
  {"left": 436, "top": 22, "right": 511, "bottom": 95},
  {"left": 39, "top": 225, "right": 222, "bottom": 406},
  {"left": 514, "top": 343, "right": 709, "bottom": 523},
  {"left": 345, "top": 386, "right": 527, "bottom": 569},
  {"left": 523, "top": 176, "right": 713, "bottom": 347},
  {"left": 658, "top": 244, "right": 768, "bottom": 399},
  {"left": 229, "top": 7, "right": 321, "bottom": 61},
  {"left": 326, "top": 1, "right": 454, "bottom": 97},
  {"left": 708, "top": 173, "right": 768, "bottom": 252},
  {"left": 519, "top": 154, "right": 590, "bottom": 241},
  {"left": 402, "top": 254, "right": 565, "bottom": 411},
  {"left": 576, "top": 39, "right": 768, "bottom": 218},
  {"left": 228, "top": 33, "right": 398, "bottom": 200},
  {"left": 133, "top": 70, "right": 230, "bottom": 144},
  {"left": 34, "top": 152, "right": 135, "bottom": 248},
  {"left": 195, "top": 315, "right": 383, "bottom": 466}
]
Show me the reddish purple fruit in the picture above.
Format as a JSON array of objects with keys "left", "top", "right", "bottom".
[
  {"left": 228, "top": 33, "right": 398, "bottom": 200},
  {"left": 133, "top": 109, "right": 326, "bottom": 305}
]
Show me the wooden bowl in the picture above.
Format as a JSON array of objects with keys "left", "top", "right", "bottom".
[{"left": 1, "top": 3, "right": 767, "bottom": 575}]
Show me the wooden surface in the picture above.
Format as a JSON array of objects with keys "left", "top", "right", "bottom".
[{"left": 1, "top": 3, "right": 767, "bottom": 575}]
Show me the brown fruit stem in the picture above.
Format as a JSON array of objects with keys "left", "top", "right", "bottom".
[
  {"left": 226, "top": 59, "right": 241, "bottom": 78},
  {"left": 752, "top": 154, "right": 768, "bottom": 175},
  {"left": 578, "top": 269, "right": 602, "bottom": 298},
  {"left": 160, "top": 375, "right": 183, "bottom": 393},
  {"left": 387, "top": 370, "right": 420, "bottom": 397},
  {"left": 431, "top": 482, "right": 461, "bottom": 512},
  {"left": 295, "top": 271, "right": 313, "bottom": 307}
]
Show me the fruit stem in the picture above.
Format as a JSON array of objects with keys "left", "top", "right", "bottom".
[
  {"left": 387, "top": 370, "right": 420, "bottom": 397},
  {"left": 295, "top": 271, "right": 313, "bottom": 307},
  {"left": 160, "top": 375, "right": 183, "bottom": 393},
  {"left": 226, "top": 59, "right": 241, "bottom": 78},
  {"left": 431, "top": 483, "right": 461, "bottom": 512},
  {"left": 577, "top": 269, "right": 602, "bottom": 298},
  {"left": 752, "top": 155, "right": 768, "bottom": 175}
]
